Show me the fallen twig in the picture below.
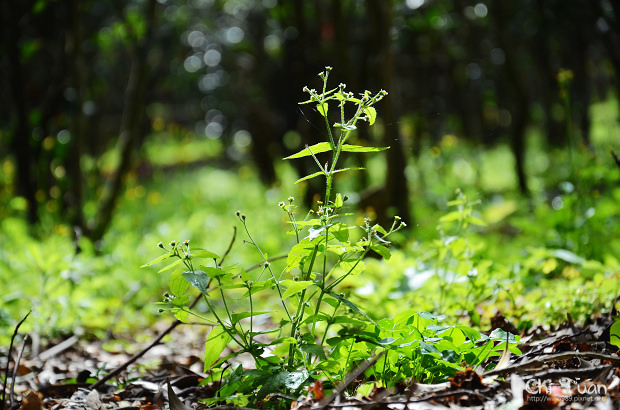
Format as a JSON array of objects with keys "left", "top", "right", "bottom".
[
  {"left": 484, "top": 351, "right": 620, "bottom": 377},
  {"left": 1, "top": 309, "right": 30, "bottom": 410}
]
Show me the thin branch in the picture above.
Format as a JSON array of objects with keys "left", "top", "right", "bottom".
[
  {"left": 9, "top": 335, "right": 29, "bottom": 409},
  {"left": 1, "top": 310, "right": 30, "bottom": 410}
]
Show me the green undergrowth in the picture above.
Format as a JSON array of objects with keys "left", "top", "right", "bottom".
[
  {"left": 0, "top": 75, "right": 618, "bottom": 407},
  {"left": 138, "top": 71, "right": 618, "bottom": 407}
]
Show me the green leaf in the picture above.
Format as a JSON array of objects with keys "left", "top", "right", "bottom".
[
  {"left": 467, "top": 216, "right": 487, "bottom": 226},
  {"left": 255, "top": 370, "right": 309, "bottom": 400},
  {"left": 371, "top": 244, "right": 391, "bottom": 260},
  {"left": 363, "top": 106, "right": 377, "bottom": 125},
  {"left": 316, "top": 102, "right": 328, "bottom": 117},
  {"left": 610, "top": 320, "right": 620, "bottom": 349},
  {"left": 326, "top": 291, "right": 376, "bottom": 325},
  {"left": 553, "top": 249, "right": 586, "bottom": 265},
  {"left": 202, "top": 266, "right": 228, "bottom": 279},
  {"left": 284, "top": 370, "right": 310, "bottom": 389},
  {"left": 308, "top": 224, "right": 331, "bottom": 241},
  {"left": 172, "top": 308, "right": 189, "bottom": 323},
  {"left": 284, "top": 142, "right": 333, "bottom": 159},
  {"left": 204, "top": 325, "right": 232, "bottom": 371},
  {"left": 335, "top": 193, "right": 344, "bottom": 209},
  {"left": 300, "top": 343, "right": 327, "bottom": 360},
  {"left": 231, "top": 311, "right": 270, "bottom": 324},
  {"left": 240, "top": 279, "right": 274, "bottom": 298},
  {"left": 332, "top": 222, "right": 350, "bottom": 242},
  {"left": 286, "top": 240, "right": 315, "bottom": 272},
  {"left": 372, "top": 224, "right": 388, "bottom": 236},
  {"left": 334, "top": 167, "right": 365, "bottom": 175},
  {"left": 280, "top": 280, "right": 315, "bottom": 299},
  {"left": 182, "top": 270, "right": 210, "bottom": 295},
  {"left": 439, "top": 211, "right": 462, "bottom": 223},
  {"left": 192, "top": 249, "right": 220, "bottom": 260},
  {"left": 158, "top": 258, "right": 185, "bottom": 273},
  {"left": 169, "top": 269, "right": 189, "bottom": 296},
  {"left": 295, "top": 171, "right": 326, "bottom": 184},
  {"left": 341, "top": 144, "right": 389, "bottom": 153},
  {"left": 339, "top": 260, "right": 365, "bottom": 277},
  {"left": 268, "top": 336, "right": 298, "bottom": 346},
  {"left": 141, "top": 252, "right": 174, "bottom": 268}
]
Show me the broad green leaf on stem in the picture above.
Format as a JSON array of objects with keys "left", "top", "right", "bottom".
[
  {"left": 341, "top": 144, "right": 389, "bottom": 153},
  {"left": 172, "top": 308, "right": 189, "bottom": 323},
  {"left": 158, "top": 258, "right": 186, "bottom": 273},
  {"left": 286, "top": 240, "right": 315, "bottom": 272},
  {"left": 182, "top": 270, "right": 210, "bottom": 295},
  {"left": 268, "top": 336, "right": 297, "bottom": 346},
  {"left": 372, "top": 224, "right": 388, "bottom": 236},
  {"left": 141, "top": 252, "right": 174, "bottom": 268},
  {"left": 610, "top": 320, "right": 620, "bottom": 349},
  {"left": 331, "top": 222, "right": 349, "bottom": 242},
  {"left": 419, "top": 312, "right": 447, "bottom": 321},
  {"left": 339, "top": 260, "right": 365, "bottom": 277},
  {"left": 280, "top": 279, "right": 315, "bottom": 299},
  {"left": 455, "top": 326, "right": 482, "bottom": 343},
  {"left": 489, "top": 328, "right": 519, "bottom": 343},
  {"left": 467, "top": 216, "right": 487, "bottom": 226},
  {"left": 301, "top": 344, "right": 327, "bottom": 360},
  {"left": 202, "top": 266, "right": 228, "bottom": 279},
  {"left": 231, "top": 311, "right": 270, "bottom": 325},
  {"left": 302, "top": 313, "right": 331, "bottom": 325},
  {"left": 371, "top": 244, "right": 391, "bottom": 260},
  {"left": 204, "top": 325, "right": 232, "bottom": 371},
  {"left": 240, "top": 279, "right": 274, "bottom": 298},
  {"left": 363, "top": 106, "right": 377, "bottom": 125},
  {"left": 420, "top": 341, "right": 441, "bottom": 356},
  {"left": 332, "top": 167, "right": 365, "bottom": 175},
  {"left": 257, "top": 370, "right": 309, "bottom": 400},
  {"left": 284, "top": 142, "right": 333, "bottom": 160},
  {"left": 169, "top": 269, "right": 189, "bottom": 296},
  {"left": 335, "top": 193, "right": 344, "bottom": 209},
  {"left": 285, "top": 370, "right": 310, "bottom": 389},
  {"left": 192, "top": 249, "right": 220, "bottom": 260},
  {"left": 295, "top": 171, "right": 326, "bottom": 184},
  {"left": 439, "top": 211, "right": 462, "bottom": 223},
  {"left": 447, "top": 198, "right": 467, "bottom": 207},
  {"left": 308, "top": 224, "right": 331, "bottom": 241},
  {"left": 316, "top": 102, "right": 328, "bottom": 117},
  {"left": 326, "top": 291, "right": 376, "bottom": 325}
]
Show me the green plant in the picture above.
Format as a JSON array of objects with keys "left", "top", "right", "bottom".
[{"left": 143, "top": 68, "right": 520, "bottom": 407}]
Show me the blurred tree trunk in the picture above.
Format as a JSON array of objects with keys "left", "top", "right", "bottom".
[
  {"left": 2, "top": 2, "right": 39, "bottom": 225},
  {"left": 89, "top": 0, "right": 157, "bottom": 242},
  {"left": 363, "top": 0, "right": 412, "bottom": 226},
  {"left": 66, "top": 0, "right": 87, "bottom": 232},
  {"left": 493, "top": 1, "right": 530, "bottom": 195}
]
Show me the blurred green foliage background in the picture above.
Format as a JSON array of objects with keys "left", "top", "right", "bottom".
[{"left": 1, "top": 0, "right": 620, "bottom": 344}]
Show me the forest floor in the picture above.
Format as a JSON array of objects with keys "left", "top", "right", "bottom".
[{"left": 3, "top": 313, "right": 620, "bottom": 410}]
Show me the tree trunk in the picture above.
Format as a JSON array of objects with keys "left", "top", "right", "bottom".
[
  {"left": 89, "top": 0, "right": 157, "bottom": 242},
  {"left": 364, "top": 0, "right": 412, "bottom": 227},
  {"left": 3, "top": 1, "right": 39, "bottom": 225}
]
